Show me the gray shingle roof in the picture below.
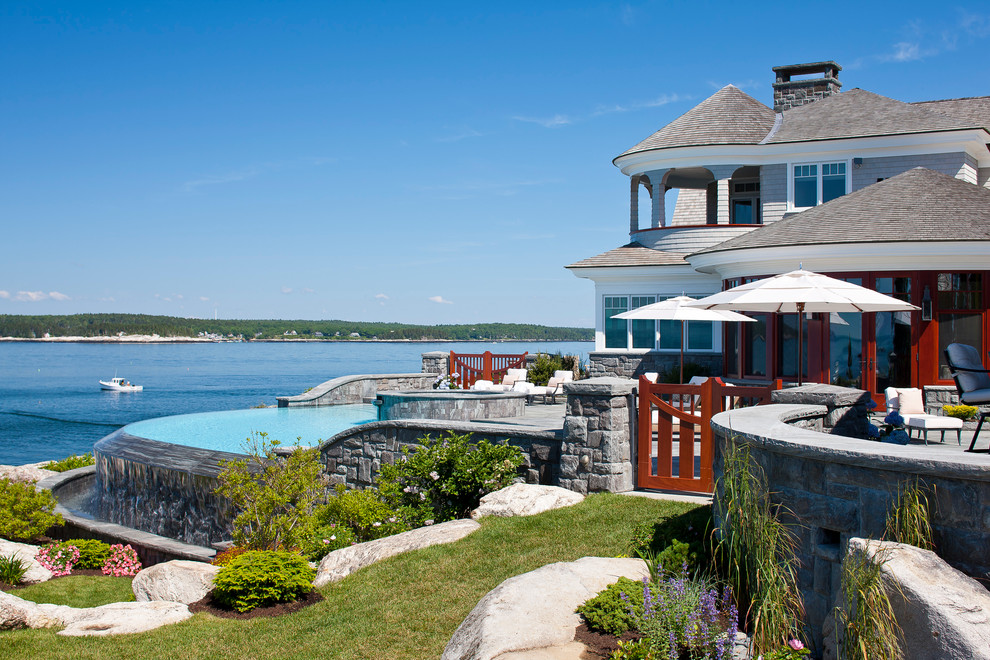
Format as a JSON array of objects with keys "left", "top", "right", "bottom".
[
  {"left": 567, "top": 243, "right": 688, "bottom": 269},
  {"left": 691, "top": 168, "right": 990, "bottom": 257},
  {"left": 911, "top": 96, "right": 990, "bottom": 131},
  {"left": 616, "top": 86, "right": 776, "bottom": 159},
  {"left": 768, "top": 88, "right": 979, "bottom": 143}
]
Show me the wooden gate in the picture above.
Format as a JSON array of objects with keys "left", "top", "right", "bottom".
[
  {"left": 637, "top": 377, "right": 778, "bottom": 493},
  {"left": 449, "top": 351, "right": 528, "bottom": 389}
]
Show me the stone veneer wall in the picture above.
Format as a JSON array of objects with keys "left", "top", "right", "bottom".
[
  {"left": 421, "top": 351, "right": 448, "bottom": 378},
  {"left": 320, "top": 420, "right": 562, "bottom": 488},
  {"left": 587, "top": 351, "right": 721, "bottom": 379},
  {"left": 376, "top": 390, "right": 527, "bottom": 421},
  {"left": 277, "top": 373, "right": 437, "bottom": 407},
  {"left": 710, "top": 403, "right": 990, "bottom": 652},
  {"left": 321, "top": 378, "right": 638, "bottom": 495}
]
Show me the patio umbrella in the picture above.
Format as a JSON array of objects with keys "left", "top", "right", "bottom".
[
  {"left": 612, "top": 296, "right": 755, "bottom": 384},
  {"left": 686, "top": 269, "right": 919, "bottom": 384}
]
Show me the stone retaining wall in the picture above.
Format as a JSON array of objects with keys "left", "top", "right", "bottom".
[
  {"left": 587, "top": 351, "right": 721, "bottom": 379},
  {"left": 376, "top": 390, "right": 527, "bottom": 421},
  {"left": 710, "top": 404, "right": 990, "bottom": 652},
  {"left": 319, "top": 420, "right": 563, "bottom": 489},
  {"left": 276, "top": 373, "right": 437, "bottom": 407}
]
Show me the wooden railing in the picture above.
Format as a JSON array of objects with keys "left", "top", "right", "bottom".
[
  {"left": 449, "top": 351, "right": 528, "bottom": 389},
  {"left": 637, "top": 377, "right": 778, "bottom": 493}
]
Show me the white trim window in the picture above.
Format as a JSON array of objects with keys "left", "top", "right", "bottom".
[
  {"left": 603, "top": 294, "right": 719, "bottom": 351},
  {"left": 790, "top": 161, "right": 848, "bottom": 209}
]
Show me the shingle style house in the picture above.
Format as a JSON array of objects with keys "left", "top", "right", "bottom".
[{"left": 568, "top": 61, "right": 990, "bottom": 400}]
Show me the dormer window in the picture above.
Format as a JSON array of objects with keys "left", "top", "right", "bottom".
[{"left": 792, "top": 161, "right": 848, "bottom": 209}]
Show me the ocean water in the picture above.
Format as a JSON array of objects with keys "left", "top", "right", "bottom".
[{"left": 0, "top": 341, "right": 591, "bottom": 465}]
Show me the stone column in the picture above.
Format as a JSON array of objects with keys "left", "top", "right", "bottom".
[
  {"left": 421, "top": 351, "right": 448, "bottom": 377},
  {"left": 560, "top": 378, "right": 636, "bottom": 494},
  {"left": 629, "top": 175, "right": 640, "bottom": 233}
]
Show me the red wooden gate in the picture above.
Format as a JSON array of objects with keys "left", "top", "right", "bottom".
[
  {"left": 637, "top": 377, "right": 778, "bottom": 493},
  {"left": 449, "top": 351, "right": 528, "bottom": 389}
]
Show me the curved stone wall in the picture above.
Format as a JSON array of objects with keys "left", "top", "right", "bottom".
[
  {"left": 710, "top": 404, "right": 990, "bottom": 650},
  {"left": 376, "top": 390, "right": 527, "bottom": 422},
  {"left": 93, "top": 429, "right": 241, "bottom": 547},
  {"left": 276, "top": 373, "right": 438, "bottom": 407}
]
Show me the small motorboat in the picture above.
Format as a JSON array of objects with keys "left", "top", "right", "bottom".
[{"left": 100, "top": 377, "right": 143, "bottom": 392}]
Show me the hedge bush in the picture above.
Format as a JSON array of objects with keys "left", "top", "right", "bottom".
[
  {"left": 0, "top": 479, "right": 63, "bottom": 541},
  {"left": 66, "top": 538, "right": 113, "bottom": 569},
  {"left": 42, "top": 453, "right": 95, "bottom": 472},
  {"left": 211, "top": 550, "right": 315, "bottom": 613},
  {"left": 576, "top": 576, "right": 646, "bottom": 636}
]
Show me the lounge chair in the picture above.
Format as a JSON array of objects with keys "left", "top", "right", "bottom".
[
  {"left": 884, "top": 387, "right": 962, "bottom": 445},
  {"left": 469, "top": 379, "right": 495, "bottom": 391},
  {"left": 944, "top": 343, "right": 990, "bottom": 452},
  {"left": 528, "top": 370, "right": 574, "bottom": 404},
  {"left": 490, "top": 368, "right": 530, "bottom": 392}
]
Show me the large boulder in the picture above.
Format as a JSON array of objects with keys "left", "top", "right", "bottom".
[
  {"left": 0, "top": 462, "right": 57, "bottom": 484},
  {"left": 471, "top": 484, "right": 584, "bottom": 520},
  {"left": 0, "top": 590, "right": 190, "bottom": 636},
  {"left": 441, "top": 556, "right": 649, "bottom": 660},
  {"left": 313, "top": 519, "right": 480, "bottom": 588},
  {"left": 823, "top": 538, "right": 990, "bottom": 660},
  {"left": 132, "top": 560, "right": 220, "bottom": 604},
  {"left": 0, "top": 538, "right": 53, "bottom": 584}
]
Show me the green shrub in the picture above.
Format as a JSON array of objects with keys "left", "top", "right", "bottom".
[
  {"left": 943, "top": 404, "right": 979, "bottom": 421},
  {"left": 576, "top": 576, "right": 645, "bottom": 636},
  {"left": 211, "top": 546, "right": 249, "bottom": 567},
  {"left": 66, "top": 539, "right": 113, "bottom": 569},
  {"left": 377, "top": 431, "right": 524, "bottom": 523},
  {"left": 300, "top": 523, "right": 357, "bottom": 562},
  {"left": 526, "top": 352, "right": 578, "bottom": 386},
  {"left": 41, "top": 453, "right": 95, "bottom": 472},
  {"left": 211, "top": 550, "right": 315, "bottom": 613},
  {"left": 0, "top": 553, "right": 29, "bottom": 585},
  {"left": 0, "top": 479, "right": 64, "bottom": 541},
  {"left": 631, "top": 505, "right": 713, "bottom": 576},
  {"left": 214, "top": 433, "right": 325, "bottom": 551},
  {"left": 317, "top": 485, "right": 410, "bottom": 542},
  {"left": 833, "top": 545, "right": 901, "bottom": 660}
]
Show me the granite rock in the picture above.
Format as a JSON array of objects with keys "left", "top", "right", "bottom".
[
  {"left": 132, "top": 559, "right": 220, "bottom": 604},
  {"left": 0, "top": 590, "right": 191, "bottom": 636},
  {"left": 0, "top": 538, "right": 53, "bottom": 584},
  {"left": 0, "top": 462, "right": 57, "bottom": 484},
  {"left": 441, "top": 556, "right": 649, "bottom": 660},
  {"left": 471, "top": 484, "right": 584, "bottom": 520},
  {"left": 313, "top": 518, "right": 480, "bottom": 588},
  {"left": 822, "top": 538, "right": 990, "bottom": 660}
]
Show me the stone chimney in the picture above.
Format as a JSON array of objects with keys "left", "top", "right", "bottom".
[{"left": 772, "top": 61, "right": 842, "bottom": 112}]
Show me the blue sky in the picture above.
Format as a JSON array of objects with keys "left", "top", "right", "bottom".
[{"left": 2, "top": 1, "right": 988, "bottom": 327}]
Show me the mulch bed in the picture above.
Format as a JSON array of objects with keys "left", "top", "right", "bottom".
[
  {"left": 188, "top": 589, "right": 324, "bottom": 620},
  {"left": 573, "top": 622, "right": 641, "bottom": 659}
]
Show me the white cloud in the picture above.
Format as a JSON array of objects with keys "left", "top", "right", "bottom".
[
  {"left": 181, "top": 157, "right": 335, "bottom": 192},
  {"left": 199, "top": 296, "right": 210, "bottom": 302},
  {"left": 16, "top": 291, "right": 47, "bottom": 302},
  {"left": 436, "top": 127, "right": 483, "bottom": 142},
  {"left": 428, "top": 295, "right": 453, "bottom": 305},
  {"left": 48, "top": 291, "right": 70, "bottom": 301},
  {"left": 887, "top": 41, "right": 922, "bottom": 62},
  {"left": 511, "top": 114, "right": 573, "bottom": 128},
  {"left": 99, "top": 296, "right": 116, "bottom": 303},
  {"left": 0, "top": 291, "right": 9, "bottom": 299},
  {"left": 182, "top": 168, "right": 260, "bottom": 192},
  {"left": 302, "top": 288, "right": 315, "bottom": 294},
  {"left": 375, "top": 293, "right": 389, "bottom": 300},
  {"left": 281, "top": 286, "right": 293, "bottom": 295}
]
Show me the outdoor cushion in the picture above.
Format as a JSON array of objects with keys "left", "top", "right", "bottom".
[
  {"left": 470, "top": 379, "right": 494, "bottom": 391},
  {"left": 945, "top": 343, "right": 990, "bottom": 393},
  {"left": 895, "top": 388, "right": 925, "bottom": 414},
  {"left": 960, "top": 387, "right": 990, "bottom": 406},
  {"left": 901, "top": 415, "right": 963, "bottom": 429}
]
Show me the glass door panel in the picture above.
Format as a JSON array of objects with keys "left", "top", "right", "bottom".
[
  {"left": 829, "top": 311, "right": 862, "bottom": 388},
  {"left": 872, "top": 277, "right": 913, "bottom": 395}
]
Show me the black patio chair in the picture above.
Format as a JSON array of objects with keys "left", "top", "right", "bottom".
[{"left": 944, "top": 343, "right": 990, "bottom": 452}]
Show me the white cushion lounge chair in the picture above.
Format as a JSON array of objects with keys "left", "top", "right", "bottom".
[
  {"left": 470, "top": 379, "right": 495, "bottom": 391},
  {"left": 884, "top": 386, "right": 962, "bottom": 445},
  {"left": 490, "top": 368, "right": 529, "bottom": 392},
  {"left": 528, "top": 370, "right": 574, "bottom": 404}
]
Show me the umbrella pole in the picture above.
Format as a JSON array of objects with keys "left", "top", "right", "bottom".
[
  {"left": 680, "top": 321, "right": 685, "bottom": 384},
  {"left": 797, "top": 303, "right": 805, "bottom": 386}
]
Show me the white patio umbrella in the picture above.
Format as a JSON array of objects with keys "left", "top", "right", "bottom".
[
  {"left": 612, "top": 296, "right": 755, "bottom": 384},
  {"left": 686, "top": 269, "right": 919, "bottom": 384}
]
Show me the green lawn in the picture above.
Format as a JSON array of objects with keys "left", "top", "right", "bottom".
[{"left": 1, "top": 494, "right": 701, "bottom": 660}]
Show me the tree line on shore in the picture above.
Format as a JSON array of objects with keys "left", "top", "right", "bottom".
[{"left": 0, "top": 314, "right": 592, "bottom": 342}]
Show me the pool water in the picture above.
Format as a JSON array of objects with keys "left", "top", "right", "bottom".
[{"left": 122, "top": 404, "right": 379, "bottom": 453}]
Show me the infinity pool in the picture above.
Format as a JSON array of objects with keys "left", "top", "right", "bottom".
[{"left": 122, "top": 404, "right": 379, "bottom": 453}]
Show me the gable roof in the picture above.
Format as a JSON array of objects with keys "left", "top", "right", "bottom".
[
  {"left": 767, "top": 88, "right": 981, "bottom": 143},
  {"left": 911, "top": 96, "right": 990, "bottom": 132},
  {"left": 616, "top": 86, "right": 776, "bottom": 159},
  {"left": 566, "top": 243, "right": 688, "bottom": 269},
  {"left": 690, "top": 168, "right": 990, "bottom": 257}
]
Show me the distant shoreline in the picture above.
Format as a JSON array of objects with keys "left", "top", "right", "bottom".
[{"left": 0, "top": 335, "right": 587, "bottom": 344}]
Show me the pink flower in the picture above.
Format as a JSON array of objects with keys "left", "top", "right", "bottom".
[{"left": 788, "top": 639, "right": 804, "bottom": 650}]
